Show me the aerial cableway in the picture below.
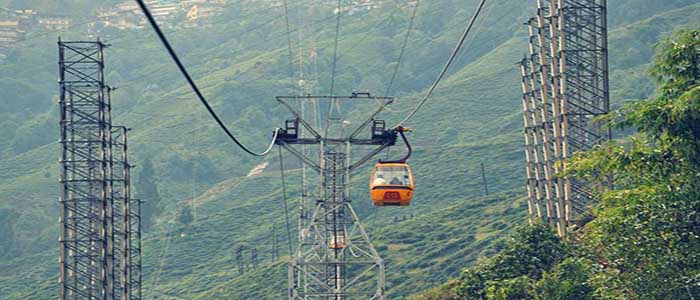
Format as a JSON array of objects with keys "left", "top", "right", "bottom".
[{"left": 133, "top": 0, "right": 490, "bottom": 298}]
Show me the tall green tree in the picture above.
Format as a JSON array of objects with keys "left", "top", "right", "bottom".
[
  {"left": 531, "top": 257, "right": 594, "bottom": 300},
  {"left": 456, "top": 223, "right": 567, "bottom": 299},
  {"left": 568, "top": 29, "right": 700, "bottom": 299},
  {"left": 177, "top": 205, "right": 194, "bottom": 226},
  {"left": 138, "top": 157, "right": 161, "bottom": 232}
]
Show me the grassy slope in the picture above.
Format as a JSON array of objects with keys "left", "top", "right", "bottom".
[{"left": 1, "top": 1, "right": 700, "bottom": 299}]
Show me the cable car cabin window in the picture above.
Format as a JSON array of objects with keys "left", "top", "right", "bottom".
[{"left": 373, "top": 166, "right": 411, "bottom": 186}]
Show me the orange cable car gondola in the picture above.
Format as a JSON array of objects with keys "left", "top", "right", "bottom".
[{"left": 370, "top": 126, "right": 414, "bottom": 206}]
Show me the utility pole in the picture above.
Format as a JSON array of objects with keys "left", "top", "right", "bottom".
[
  {"left": 112, "top": 127, "right": 142, "bottom": 300},
  {"left": 251, "top": 247, "right": 258, "bottom": 269},
  {"left": 272, "top": 224, "right": 279, "bottom": 261},
  {"left": 236, "top": 245, "right": 245, "bottom": 274},
  {"left": 480, "top": 162, "right": 489, "bottom": 196},
  {"left": 277, "top": 93, "right": 396, "bottom": 300}
]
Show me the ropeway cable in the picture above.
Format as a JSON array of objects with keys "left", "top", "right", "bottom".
[
  {"left": 135, "top": 0, "right": 279, "bottom": 156},
  {"left": 385, "top": 0, "right": 420, "bottom": 98},
  {"left": 395, "top": 0, "right": 488, "bottom": 127},
  {"left": 278, "top": 147, "right": 295, "bottom": 256}
]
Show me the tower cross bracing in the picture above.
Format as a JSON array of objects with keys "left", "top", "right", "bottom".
[{"left": 519, "top": 0, "right": 610, "bottom": 236}]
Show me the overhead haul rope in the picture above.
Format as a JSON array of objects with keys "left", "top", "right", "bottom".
[
  {"left": 328, "top": 0, "right": 343, "bottom": 97},
  {"left": 385, "top": 0, "right": 420, "bottom": 98},
  {"left": 373, "top": 0, "right": 421, "bottom": 113},
  {"left": 297, "top": 2, "right": 306, "bottom": 91},
  {"left": 150, "top": 213, "right": 177, "bottom": 291},
  {"left": 282, "top": 0, "right": 297, "bottom": 89},
  {"left": 191, "top": 112, "right": 201, "bottom": 223},
  {"left": 135, "top": 0, "right": 280, "bottom": 156},
  {"left": 297, "top": 1, "right": 310, "bottom": 241},
  {"left": 278, "top": 148, "right": 295, "bottom": 255},
  {"left": 395, "top": 0, "right": 488, "bottom": 127},
  {"left": 151, "top": 121, "right": 203, "bottom": 291},
  {"left": 324, "top": 1, "right": 408, "bottom": 133},
  {"left": 123, "top": 2, "right": 348, "bottom": 93},
  {"left": 323, "top": 0, "right": 342, "bottom": 137},
  {"left": 324, "top": 0, "right": 345, "bottom": 138}
]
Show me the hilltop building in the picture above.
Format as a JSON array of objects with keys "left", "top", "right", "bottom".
[
  {"left": 0, "top": 9, "right": 71, "bottom": 47},
  {"left": 0, "top": 9, "right": 30, "bottom": 46},
  {"left": 97, "top": 2, "right": 145, "bottom": 29},
  {"left": 96, "top": 0, "right": 227, "bottom": 29},
  {"left": 334, "top": 0, "right": 383, "bottom": 15},
  {"left": 0, "top": 0, "right": 228, "bottom": 49},
  {"left": 37, "top": 14, "right": 71, "bottom": 30},
  {"left": 0, "top": 19, "right": 21, "bottom": 45}
]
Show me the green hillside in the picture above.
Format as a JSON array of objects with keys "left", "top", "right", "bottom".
[{"left": 1, "top": 0, "right": 699, "bottom": 299}]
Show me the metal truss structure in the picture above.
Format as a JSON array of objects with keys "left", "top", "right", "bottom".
[
  {"left": 519, "top": 0, "right": 610, "bottom": 236},
  {"left": 276, "top": 94, "right": 396, "bottom": 300},
  {"left": 59, "top": 40, "right": 141, "bottom": 300},
  {"left": 111, "top": 127, "right": 142, "bottom": 300}
]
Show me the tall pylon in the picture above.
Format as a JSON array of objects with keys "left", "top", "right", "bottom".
[
  {"left": 111, "top": 126, "right": 142, "bottom": 300},
  {"left": 276, "top": 94, "right": 396, "bottom": 300},
  {"left": 58, "top": 39, "right": 141, "bottom": 300},
  {"left": 519, "top": 0, "right": 610, "bottom": 236},
  {"left": 58, "top": 39, "right": 114, "bottom": 300}
]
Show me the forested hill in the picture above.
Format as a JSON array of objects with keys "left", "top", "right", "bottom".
[{"left": 1, "top": 1, "right": 699, "bottom": 299}]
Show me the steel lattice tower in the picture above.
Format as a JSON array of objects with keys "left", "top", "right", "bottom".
[
  {"left": 276, "top": 94, "right": 394, "bottom": 300},
  {"left": 520, "top": 0, "right": 610, "bottom": 236},
  {"left": 111, "top": 127, "right": 142, "bottom": 300},
  {"left": 59, "top": 40, "right": 141, "bottom": 300},
  {"left": 59, "top": 40, "right": 113, "bottom": 300},
  {"left": 556, "top": 0, "right": 611, "bottom": 218}
]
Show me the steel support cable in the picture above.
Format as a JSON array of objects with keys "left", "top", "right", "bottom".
[
  {"left": 323, "top": 1, "right": 409, "bottom": 134},
  {"left": 282, "top": 0, "right": 297, "bottom": 89},
  {"left": 123, "top": 3, "right": 357, "bottom": 128},
  {"left": 446, "top": 0, "right": 498, "bottom": 70},
  {"left": 378, "top": 1, "right": 504, "bottom": 115},
  {"left": 135, "top": 0, "right": 279, "bottom": 156},
  {"left": 150, "top": 217, "right": 176, "bottom": 290},
  {"left": 278, "top": 147, "right": 295, "bottom": 256},
  {"left": 191, "top": 111, "right": 201, "bottom": 223},
  {"left": 297, "top": 2, "right": 306, "bottom": 92},
  {"left": 328, "top": 0, "right": 343, "bottom": 97},
  {"left": 118, "top": 3, "right": 335, "bottom": 91},
  {"left": 385, "top": 0, "right": 420, "bottom": 98},
  {"left": 324, "top": 0, "right": 345, "bottom": 137},
  {"left": 373, "top": 0, "right": 421, "bottom": 113},
  {"left": 395, "top": 0, "right": 488, "bottom": 127}
]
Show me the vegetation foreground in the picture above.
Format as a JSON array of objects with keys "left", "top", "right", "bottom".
[{"left": 413, "top": 29, "right": 700, "bottom": 300}]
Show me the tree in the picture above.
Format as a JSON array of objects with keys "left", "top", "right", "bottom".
[
  {"left": 410, "top": 280, "right": 461, "bottom": 300},
  {"left": 457, "top": 223, "right": 567, "bottom": 299},
  {"left": 164, "top": 153, "right": 193, "bottom": 181},
  {"left": 567, "top": 29, "right": 700, "bottom": 299},
  {"left": 485, "top": 276, "right": 533, "bottom": 300},
  {"left": 177, "top": 206, "right": 194, "bottom": 226},
  {"left": 138, "top": 157, "right": 161, "bottom": 232},
  {"left": 194, "top": 154, "right": 220, "bottom": 184},
  {"left": 531, "top": 258, "right": 594, "bottom": 300}
]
